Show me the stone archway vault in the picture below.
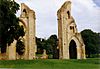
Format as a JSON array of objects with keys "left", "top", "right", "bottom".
[
  {"left": 68, "top": 36, "right": 85, "bottom": 59},
  {"left": 69, "top": 40, "right": 77, "bottom": 59}
]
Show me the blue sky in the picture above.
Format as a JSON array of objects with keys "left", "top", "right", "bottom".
[{"left": 15, "top": 0, "right": 100, "bottom": 38}]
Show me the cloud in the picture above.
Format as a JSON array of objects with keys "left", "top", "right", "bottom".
[
  {"left": 92, "top": 0, "right": 100, "bottom": 7},
  {"left": 15, "top": 0, "right": 100, "bottom": 38},
  {"left": 71, "top": 0, "right": 100, "bottom": 32}
]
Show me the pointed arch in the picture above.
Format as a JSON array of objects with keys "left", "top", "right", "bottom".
[
  {"left": 19, "top": 18, "right": 27, "bottom": 29},
  {"left": 69, "top": 40, "right": 77, "bottom": 59}
]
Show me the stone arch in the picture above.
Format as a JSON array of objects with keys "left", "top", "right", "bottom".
[
  {"left": 69, "top": 40, "right": 77, "bottom": 59},
  {"left": 68, "top": 36, "right": 82, "bottom": 59},
  {"left": 68, "top": 36, "right": 82, "bottom": 46},
  {"left": 17, "top": 18, "right": 29, "bottom": 59},
  {"left": 19, "top": 18, "right": 27, "bottom": 29}
]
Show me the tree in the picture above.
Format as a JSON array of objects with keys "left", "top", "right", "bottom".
[
  {"left": 36, "top": 37, "right": 50, "bottom": 54},
  {"left": 36, "top": 37, "right": 44, "bottom": 54},
  {"left": 36, "top": 35, "right": 59, "bottom": 59},
  {"left": 47, "top": 35, "right": 59, "bottom": 59},
  {"left": 16, "top": 38, "right": 25, "bottom": 55},
  {"left": 0, "top": 0, "right": 25, "bottom": 54},
  {"left": 81, "top": 29, "right": 100, "bottom": 58}
]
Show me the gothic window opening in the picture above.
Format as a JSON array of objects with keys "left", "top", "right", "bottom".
[
  {"left": 70, "top": 26, "right": 73, "bottom": 30},
  {"left": 22, "top": 9, "right": 28, "bottom": 17},
  {"left": 23, "top": 9, "right": 27, "bottom": 13},
  {"left": 70, "top": 26, "right": 75, "bottom": 33},
  {"left": 67, "top": 11, "right": 70, "bottom": 19}
]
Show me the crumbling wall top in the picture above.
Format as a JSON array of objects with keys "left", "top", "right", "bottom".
[
  {"left": 21, "top": 3, "right": 35, "bottom": 15},
  {"left": 57, "top": 1, "right": 71, "bottom": 14},
  {"left": 20, "top": 3, "right": 35, "bottom": 19}
]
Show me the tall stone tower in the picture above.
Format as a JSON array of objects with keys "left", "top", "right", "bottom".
[
  {"left": 20, "top": 3, "right": 36, "bottom": 59},
  {"left": 57, "top": 1, "right": 86, "bottom": 59}
]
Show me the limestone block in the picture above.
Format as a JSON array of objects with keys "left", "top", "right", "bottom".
[{"left": 8, "top": 40, "right": 17, "bottom": 60}]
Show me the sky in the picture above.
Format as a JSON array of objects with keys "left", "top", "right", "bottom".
[{"left": 15, "top": 0, "right": 100, "bottom": 38}]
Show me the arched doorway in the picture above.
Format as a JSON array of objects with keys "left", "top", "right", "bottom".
[{"left": 69, "top": 40, "right": 77, "bottom": 59}]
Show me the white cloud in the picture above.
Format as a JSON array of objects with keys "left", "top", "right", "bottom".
[
  {"left": 71, "top": 0, "right": 100, "bottom": 32},
  {"left": 15, "top": 0, "right": 100, "bottom": 38}
]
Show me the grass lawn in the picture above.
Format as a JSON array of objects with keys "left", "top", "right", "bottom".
[{"left": 0, "top": 58, "right": 100, "bottom": 69}]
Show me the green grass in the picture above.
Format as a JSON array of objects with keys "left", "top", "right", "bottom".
[{"left": 0, "top": 58, "right": 100, "bottom": 69}]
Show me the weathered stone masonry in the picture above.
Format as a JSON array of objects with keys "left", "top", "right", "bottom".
[
  {"left": 57, "top": 1, "right": 86, "bottom": 59},
  {"left": 0, "top": 1, "right": 86, "bottom": 60},
  {"left": 0, "top": 3, "right": 37, "bottom": 60}
]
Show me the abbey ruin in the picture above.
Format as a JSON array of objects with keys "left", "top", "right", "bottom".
[
  {"left": 0, "top": 1, "right": 86, "bottom": 60},
  {"left": 0, "top": 3, "right": 37, "bottom": 60},
  {"left": 57, "top": 1, "right": 86, "bottom": 59}
]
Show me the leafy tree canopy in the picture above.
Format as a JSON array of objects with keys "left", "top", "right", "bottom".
[
  {"left": 0, "top": 0, "right": 25, "bottom": 53},
  {"left": 16, "top": 38, "right": 25, "bottom": 55},
  {"left": 81, "top": 29, "right": 100, "bottom": 58},
  {"left": 36, "top": 35, "right": 59, "bottom": 59}
]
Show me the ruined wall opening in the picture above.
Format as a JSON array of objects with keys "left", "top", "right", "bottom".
[
  {"left": 15, "top": 20, "right": 26, "bottom": 59},
  {"left": 67, "top": 11, "right": 70, "bottom": 19},
  {"left": 23, "top": 9, "right": 27, "bottom": 13},
  {"left": 22, "top": 9, "right": 27, "bottom": 17},
  {"left": 69, "top": 40, "right": 77, "bottom": 59}
]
